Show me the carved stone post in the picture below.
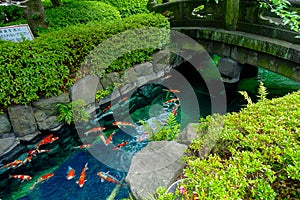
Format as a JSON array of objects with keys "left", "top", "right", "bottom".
[{"left": 224, "top": 0, "right": 240, "bottom": 31}]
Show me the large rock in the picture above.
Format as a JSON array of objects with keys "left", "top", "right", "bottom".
[
  {"left": 34, "top": 110, "right": 61, "bottom": 130},
  {"left": 176, "top": 123, "right": 199, "bottom": 146},
  {"left": 8, "top": 105, "right": 39, "bottom": 137},
  {"left": 134, "top": 62, "right": 154, "bottom": 77},
  {"left": 218, "top": 57, "right": 241, "bottom": 83},
  {"left": 32, "top": 93, "right": 70, "bottom": 116},
  {"left": 0, "top": 113, "right": 11, "bottom": 134},
  {"left": 0, "top": 137, "right": 20, "bottom": 157},
  {"left": 70, "top": 75, "right": 99, "bottom": 105},
  {"left": 126, "top": 141, "right": 187, "bottom": 199}
]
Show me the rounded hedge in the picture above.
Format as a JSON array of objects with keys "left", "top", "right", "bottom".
[{"left": 45, "top": 1, "right": 121, "bottom": 29}]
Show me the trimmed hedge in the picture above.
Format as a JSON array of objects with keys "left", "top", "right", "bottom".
[
  {"left": 0, "top": 13, "right": 169, "bottom": 111},
  {"left": 158, "top": 91, "right": 300, "bottom": 199},
  {"left": 98, "top": 0, "right": 150, "bottom": 18},
  {"left": 45, "top": 1, "right": 121, "bottom": 29}
]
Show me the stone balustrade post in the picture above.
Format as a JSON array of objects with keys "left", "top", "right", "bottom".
[{"left": 224, "top": 0, "right": 240, "bottom": 31}]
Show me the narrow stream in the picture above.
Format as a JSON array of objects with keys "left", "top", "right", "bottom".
[{"left": 0, "top": 63, "right": 299, "bottom": 200}]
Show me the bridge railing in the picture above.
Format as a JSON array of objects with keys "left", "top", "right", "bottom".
[{"left": 148, "top": 0, "right": 300, "bottom": 44}]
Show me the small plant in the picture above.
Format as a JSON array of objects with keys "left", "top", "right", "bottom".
[
  {"left": 57, "top": 99, "right": 90, "bottom": 125},
  {"left": 239, "top": 81, "right": 268, "bottom": 106}
]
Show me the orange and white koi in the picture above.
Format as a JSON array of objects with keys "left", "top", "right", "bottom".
[
  {"left": 36, "top": 136, "right": 59, "bottom": 149},
  {"left": 76, "top": 163, "right": 88, "bottom": 188},
  {"left": 172, "top": 103, "right": 181, "bottom": 116},
  {"left": 164, "top": 98, "right": 179, "bottom": 104},
  {"left": 23, "top": 155, "right": 33, "bottom": 164},
  {"left": 97, "top": 172, "right": 124, "bottom": 186},
  {"left": 102, "top": 105, "right": 111, "bottom": 113},
  {"left": 112, "top": 141, "right": 129, "bottom": 150},
  {"left": 83, "top": 127, "right": 106, "bottom": 137},
  {"left": 163, "top": 89, "right": 180, "bottom": 93},
  {"left": 112, "top": 121, "right": 136, "bottom": 127},
  {"left": 66, "top": 166, "right": 75, "bottom": 180},
  {"left": 105, "top": 132, "right": 115, "bottom": 145},
  {"left": 73, "top": 144, "right": 92, "bottom": 149},
  {"left": 9, "top": 174, "right": 32, "bottom": 181},
  {"left": 0, "top": 160, "right": 23, "bottom": 170},
  {"left": 28, "top": 149, "right": 51, "bottom": 156},
  {"left": 30, "top": 173, "right": 54, "bottom": 190}
]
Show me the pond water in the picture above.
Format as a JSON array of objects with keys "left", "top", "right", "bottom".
[{"left": 0, "top": 64, "right": 299, "bottom": 200}]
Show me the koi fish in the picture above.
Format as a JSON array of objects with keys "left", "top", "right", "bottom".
[
  {"left": 0, "top": 160, "right": 23, "bottom": 170},
  {"left": 102, "top": 105, "right": 111, "bottom": 113},
  {"left": 36, "top": 136, "right": 59, "bottom": 149},
  {"left": 112, "top": 121, "right": 136, "bottom": 127},
  {"left": 97, "top": 172, "right": 124, "bottom": 186},
  {"left": 164, "top": 98, "right": 179, "bottom": 104},
  {"left": 23, "top": 155, "right": 33, "bottom": 164},
  {"left": 163, "top": 89, "right": 180, "bottom": 93},
  {"left": 73, "top": 144, "right": 92, "bottom": 149},
  {"left": 136, "top": 132, "right": 149, "bottom": 142},
  {"left": 99, "top": 134, "right": 107, "bottom": 145},
  {"left": 120, "top": 96, "right": 128, "bottom": 102},
  {"left": 9, "top": 174, "right": 32, "bottom": 181},
  {"left": 172, "top": 103, "right": 181, "bottom": 116},
  {"left": 76, "top": 163, "right": 88, "bottom": 188},
  {"left": 28, "top": 149, "right": 51, "bottom": 156},
  {"left": 30, "top": 173, "right": 54, "bottom": 190},
  {"left": 66, "top": 166, "right": 75, "bottom": 180},
  {"left": 112, "top": 141, "right": 129, "bottom": 150},
  {"left": 83, "top": 127, "right": 105, "bottom": 137},
  {"left": 105, "top": 132, "right": 115, "bottom": 145}
]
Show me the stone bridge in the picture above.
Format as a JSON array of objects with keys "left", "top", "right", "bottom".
[{"left": 148, "top": 0, "right": 300, "bottom": 82}]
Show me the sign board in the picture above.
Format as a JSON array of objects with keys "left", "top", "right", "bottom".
[{"left": 0, "top": 24, "right": 34, "bottom": 42}]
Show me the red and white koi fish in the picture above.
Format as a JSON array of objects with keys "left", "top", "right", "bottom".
[
  {"left": 0, "top": 160, "right": 23, "bottom": 170},
  {"left": 36, "top": 136, "right": 59, "bottom": 149},
  {"left": 99, "top": 134, "right": 107, "bottom": 145},
  {"left": 28, "top": 149, "right": 51, "bottom": 156},
  {"left": 83, "top": 127, "right": 106, "bottom": 137},
  {"left": 105, "top": 132, "right": 115, "bottom": 145},
  {"left": 172, "top": 103, "right": 181, "bottom": 116},
  {"left": 163, "top": 89, "right": 181, "bottom": 93},
  {"left": 102, "top": 105, "right": 111, "bottom": 113},
  {"left": 112, "top": 121, "right": 136, "bottom": 127},
  {"left": 76, "top": 163, "right": 88, "bottom": 188},
  {"left": 30, "top": 173, "right": 54, "bottom": 190},
  {"left": 66, "top": 166, "right": 75, "bottom": 180},
  {"left": 9, "top": 174, "right": 32, "bottom": 181},
  {"left": 164, "top": 98, "right": 179, "bottom": 104},
  {"left": 97, "top": 172, "right": 124, "bottom": 185},
  {"left": 23, "top": 155, "right": 33, "bottom": 164},
  {"left": 73, "top": 144, "right": 92, "bottom": 149},
  {"left": 112, "top": 141, "right": 129, "bottom": 150}
]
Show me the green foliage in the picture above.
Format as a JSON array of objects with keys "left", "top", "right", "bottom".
[
  {"left": 165, "top": 91, "right": 300, "bottom": 199},
  {"left": 140, "top": 113, "right": 180, "bottom": 141},
  {"left": 98, "top": 0, "right": 150, "bottom": 18},
  {"left": 0, "top": 13, "right": 169, "bottom": 110},
  {"left": 45, "top": 1, "right": 121, "bottom": 29},
  {"left": 57, "top": 99, "right": 90, "bottom": 124},
  {"left": 239, "top": 81, "right": 268, "bottom": 106},
  {"left": 0, "top": 5, "right": 23, "bottom": 27}
]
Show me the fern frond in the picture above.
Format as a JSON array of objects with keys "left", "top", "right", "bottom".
[{"left": 238, "top": 91, "right": 253, "bottom": 105}]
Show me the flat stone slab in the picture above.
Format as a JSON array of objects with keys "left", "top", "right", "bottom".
[{"left": 126, "top": 141, "right": 187, "bottom": 199}]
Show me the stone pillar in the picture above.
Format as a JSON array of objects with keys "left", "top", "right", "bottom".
[{"left": 224, "top": 0, "right": 240, "bottom": 31}]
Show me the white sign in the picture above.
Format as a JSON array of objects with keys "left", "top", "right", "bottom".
[{"left": 0, "top": 24, "right": 34, "bottom": 42}]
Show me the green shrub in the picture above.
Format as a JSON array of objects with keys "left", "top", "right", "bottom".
[
  {"left": 157, "top": 91, "right": 300, "bottom": 199},
  {"left": 45, "top": 1, "right": 121, "bottom": 29},
  {"left": 98, "top": 0, "right": 150, "bottom": 18},
  {"left": 0, "top": 13, "right": 169, "bottom": 111},
  {"left": 0, "top": 6, "right": 23, "bottom": 27},
  {"left": 57, "top": 99, "right": 90, "bottom": 124}
]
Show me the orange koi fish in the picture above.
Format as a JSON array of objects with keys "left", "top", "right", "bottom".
[
  {"left": 172, "top": 103, "right": 181, "bottom": 116},
  {"left": 36, "top": 136, "right": 59, "bottom": 149},
  {"left": 83, "top": 127, "right": 106, "bottom": 137},
  {"left": 164, "top": 98, "right": 179, "bottom": 104},
  {"left": 102, "top": 105, "right": 111, "bottom": 113},
  {"left": 76, "top": 163, "right": 88, "bottom": 188},
  {"left": 97, "top": 171, "right": 124, "bottom": 185},
  {"left": 73, "top": 144, "right": 92, "bottom": 149},
  {"left": 23, "top": 155, "right": 33, "bottom": 164},
  {"left": 9, "top": 174, "right": 32, "bottom": 181},
  {"left": 66, "top": 166, "right": 75, "bottom": 180},
  {"left": 112, "top": 141, "right": 129, "bottom": 150},
  {"left": 120, "top": 96, "right": 128, "bottom": 102},
  {"left": 0, "top": 160, "right": 23, "bottom": 170},
  {"left": 28, "top": 149, "right": 51, "bottom": 156},
  {"left": 30, "top": 173, "right": 54, "bottom": 190},
  {"left": 112, "top": 121, "right": 136, "bottom": 127},
  {"left": 163, "top": 89, "right": 181, "bottom": 93},
  {"left": 105, "top": 132, "right": 115, "bottom": 145}
]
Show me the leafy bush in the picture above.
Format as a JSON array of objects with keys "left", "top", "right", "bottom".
[
  {"left": 98, "top": 0, "right": 150, "bottom": 18},
  {"left": 45, "top": 1, "right": 121, "bottom": 29},
  {"left": 0, "top": 13, "right": 169, "bottom": 111},
  {"left": 159, "top": 91, "right": 300, "bottom": 199},
  {"left": 57, "top": 99, "right": 90, "bottom": 124},
  {"left": 0, "top": 6, "right": 23, "bottom": 27}
]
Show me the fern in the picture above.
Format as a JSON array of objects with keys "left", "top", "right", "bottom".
[
  {"left": 238, "top": 91, "right": 253, "bottom": 105},
  {"left": 257, "top": 81, "right": 268, "bottom": 102}
]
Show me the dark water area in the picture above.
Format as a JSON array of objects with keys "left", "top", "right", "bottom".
[{"left": 0, "top": 61, "right": 299, "bottom": 200}]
